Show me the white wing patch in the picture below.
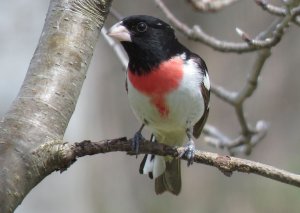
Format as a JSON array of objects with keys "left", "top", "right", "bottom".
[{"left": 203, "top": 72, "right": 210, "bottom": 90}]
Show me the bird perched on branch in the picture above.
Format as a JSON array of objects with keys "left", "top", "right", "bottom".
[{"left": 107, "top": 15, "right": 210, "bottom": 195}]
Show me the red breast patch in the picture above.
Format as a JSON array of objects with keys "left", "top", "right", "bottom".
[{"left": 128, "top": 57, "right": 184, "bottom": 117}]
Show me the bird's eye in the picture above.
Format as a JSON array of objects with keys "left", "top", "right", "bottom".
[{"left": 136, "top": 22, "right": 147, "bottom": 32}]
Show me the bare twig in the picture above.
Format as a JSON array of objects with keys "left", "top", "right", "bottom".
[
  {"left": 101, "top": 27, "right": 128, "bottom": 68},
  {"left": 187, "top": 0, "right": 240, "bottom": 12},
  {"left": 235, "top": 7, "right": 299, "bottom": 45},
  {"left": 210, "top": 84, "right": 236, "bottom": 105},
  {"left": 235, "top": 49, "right": 271, "bottom": 104},
  {"left": 202, "top": 124, "right": 233, "bottom": 148},
  {"left": 57, "top": 138, "right": 300, "bottom": 188},
  {"left": 154, "top": 0, "right": 297, "bottom": 53},
  {"left": 255, "top": 0, "right": 300, "bottom": 25},
  {"left": 256, "top": 0, "right": 286, "bottom": 16},
  {"left": 228, "top": 49, "right": 271, "bottom": 154},
  {"left": 203, "top": 121, "right": 269, "bottom": 155},
  {"left": 212, "top": 49, "right": 270, "bottom": 153},
  {"left": 201, "top": 43, "right": 272, "bottom": 153}
]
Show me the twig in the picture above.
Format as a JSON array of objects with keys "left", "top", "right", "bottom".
[
  {"left": 58, "top": 138, "right": 300, "bottom": 188},
  {"left": 255, "top": 0, "right": 300, "bottom": 25},
  {"left": 206, "top": 49, "right": 271, "bottom": 153},
  {"left": 203, "top": 121, "right": 269, "bottom": 155},
  {"left": 203, "top": 124, "right": 233, "bottom": 148},
  {"left": 256, "top": 0, "right": 286, "bottom": 16},
  {"left": 229, "top": 49, "right": 271, "bottom": 153},
  {"left": 210, "top": 84, "right": 236, "bottom": 105},
  {"left": 154, "top": 0, "right": 297, "bottom": 53},
  {"left": 101, "top": 27, "right": 128, "bottom": 68},
  {"left": 235, "top": 49, "right": 271, "bottom": 104},
  {"left": 187, "top": 0, "right": 240, "bottom": 12}
]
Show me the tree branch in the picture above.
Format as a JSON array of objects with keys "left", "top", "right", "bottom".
[
  {"left": 206, "top": 49, "right": 271, "bottom": 154},
  {"left": 255, "top": 0, "right": 300, "bottom": 25},
  {"left": 235, "top": 50, "right": 271, "bottom": 104},
  {"left": 154, "top": 0, "right": 298, "bottom": 53},
  {"left": 51, "top": 138, "right": 300, "bottom": 188},
  {"left": 101, "top": 27, "right": 128, "bottom": 68},
  {"left": 256, "top": 0, "right": 286, "bottom": 16},
  {"left": 0, "top": 0, "right": 112, "bottom": 212}
]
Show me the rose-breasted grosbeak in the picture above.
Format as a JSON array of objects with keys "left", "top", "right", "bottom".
[{"left": 108, "top": 15, "right": 210, "bottom": 195}]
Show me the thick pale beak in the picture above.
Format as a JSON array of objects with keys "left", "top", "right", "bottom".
[{"left": 107, "top": 21, "right": 131, "bottom": 42}]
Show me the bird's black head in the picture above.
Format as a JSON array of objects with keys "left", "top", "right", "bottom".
[{"left": 108, "top": 15, "right": 186, "bottom": 74}]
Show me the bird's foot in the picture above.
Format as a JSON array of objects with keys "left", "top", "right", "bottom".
[
  {"left": 132, "top": 124, "right": 145, "bottom": 157},
  {"left": 179, "top": 140, "right": 195, "bottom": 166}
]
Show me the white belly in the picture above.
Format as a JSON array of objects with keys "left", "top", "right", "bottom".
[{"left": 127, "top": 61, "right": 204, "bottom": 133}]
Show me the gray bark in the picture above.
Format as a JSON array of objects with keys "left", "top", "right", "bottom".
[{"left": 0, "top": 0, "right": 112, "bottom": 212}]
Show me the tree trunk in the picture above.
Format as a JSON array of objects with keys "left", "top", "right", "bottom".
[{"left": 0, "top": 0, "right": 112, "bottom": 212}]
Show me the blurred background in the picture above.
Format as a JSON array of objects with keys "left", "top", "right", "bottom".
[{"left": 1, "top": 0, "right": 300, "bottom": 212}]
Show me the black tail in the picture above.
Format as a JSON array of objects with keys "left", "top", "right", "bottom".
[{"left": 155, "top": 158, "right": 181, "bottom": 195}]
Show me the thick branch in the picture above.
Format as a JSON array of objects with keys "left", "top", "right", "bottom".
[
  {"left": 52, "top": 138, "right": 300, "bottom": 188},
  {"left": 0, "top": 0, "right": 112, "bottom": 212}
]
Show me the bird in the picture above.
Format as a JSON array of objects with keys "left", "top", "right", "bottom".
[{"left": 107, "top": 15, "right": 210, "bottom": 195}]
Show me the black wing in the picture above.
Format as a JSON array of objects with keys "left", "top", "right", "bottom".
[
  {"left": 188, "top": 53, "right": 210, "bottom": 138},
  {"left": 193, "top": 82, "right": 210, "bottom": 138}
]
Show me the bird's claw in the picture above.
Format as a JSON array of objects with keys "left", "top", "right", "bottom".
[
  {"left": 179, "top": 141, "right": 195, "bottom": 166},
  {"left": 132, "top": 131, "right": 144, "bottom": 157}
]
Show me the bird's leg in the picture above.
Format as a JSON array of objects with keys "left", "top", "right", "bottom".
[
  {"left": 179, "top": 128, "right": 195, "bottom": 166},
  {"left": 132, "top": 124, "right": 145, "bottom": 157}
]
